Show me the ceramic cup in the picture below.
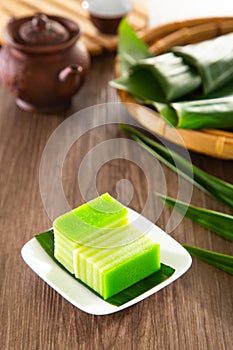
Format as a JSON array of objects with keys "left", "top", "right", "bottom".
[{"left": 82, "top": 0, "right": 132, "bottom": 35}]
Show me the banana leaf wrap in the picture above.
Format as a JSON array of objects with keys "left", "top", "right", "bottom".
[
  {"left": 111, "top": 20, "right": 233, "bottom": 130},
  {"left": 130, "top": 53, "right": 202, "bottom": 101},
  {"left": 112, "top": 69, "right": 167, "bottom": 102},
  {"left": 172, "top": 32, "right": 233, "bottom": 95},
  {"left": 153, "top": 93, "right": 233, "bottom": 129}
]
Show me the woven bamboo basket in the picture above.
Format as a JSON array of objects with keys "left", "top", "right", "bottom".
[{"left": 116, "top": 17, "right": 233, "bottom": 159}]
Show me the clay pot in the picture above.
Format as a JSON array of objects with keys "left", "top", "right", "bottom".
[{"left": 0, "top": 13, "right": 90, "bottom": 112}]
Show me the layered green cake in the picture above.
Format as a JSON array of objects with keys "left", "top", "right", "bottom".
[{"left": 53, "top": 193, "right": 160, "bottom": 299}]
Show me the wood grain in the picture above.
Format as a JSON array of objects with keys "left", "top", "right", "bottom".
[{"left": 0, "top": 53, "right": 232, "bottom": 350}]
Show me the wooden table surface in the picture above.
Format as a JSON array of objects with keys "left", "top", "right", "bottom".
[{"left": 0, "top": 52, "right": 232, "bottom": 350}]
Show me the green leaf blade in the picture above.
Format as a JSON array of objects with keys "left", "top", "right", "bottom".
[
  {"left": 156, "top": 193, "right": 233, "bottom": 241},
  {"left": 118, "top": 18, "right": 151, "bottom": 75},
  {"left": 110, "top": 68, "right": 166, "bottom": 102},
  {"left": 183, "top": 245, "right": 233, "bottom": 275},
  {"left": 36, "top": 229, "right": 55, "bottom": 258},
  {"left": 151, "top": 102, "right": 178, "bottom": 126},
  {"left": 121, "top": 125, "right": 233, "bottom": 209}
]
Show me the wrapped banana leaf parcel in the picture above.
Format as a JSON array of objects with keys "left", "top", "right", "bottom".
[{"left": 111, "top": 20, "right": 233, "bottom": 130}]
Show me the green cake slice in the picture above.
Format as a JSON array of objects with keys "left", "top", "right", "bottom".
[
  {"left": 53, "top": 193, "right": 161, "bottom": 299},
  {"left": 54, "top": 193, "right": 128, "bottom": 273}
]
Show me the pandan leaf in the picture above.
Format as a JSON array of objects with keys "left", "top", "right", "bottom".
[
  {"left": 183, "top": 245, "right": 233, "bottom": 275},
  {"left": 36, "top": 230, "right": 175, "bottom": 307},
  {"left": 172, "top": 32, "right": 233, "bottom": 94},
  {"left": 155, "top": 193, "right": 233, "bottom": 241},
  {"left": 121, "top": 125, "right": 233, "bottom": 209}
]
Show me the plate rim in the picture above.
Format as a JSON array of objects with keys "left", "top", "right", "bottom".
[{"left": 21, "top": 208, "right": 192, "bottom": 315}]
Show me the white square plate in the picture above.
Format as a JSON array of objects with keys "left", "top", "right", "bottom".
[{"left": 21, "top": 208, "right": 192, "bottom": 315}]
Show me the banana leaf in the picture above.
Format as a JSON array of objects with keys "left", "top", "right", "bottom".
[
  {"left": 130, "top": 53, "right": 202, "bottom": 101},
  {"left": 151, "top": 94, "right": 233, "bottom": 129},
  {"left": 112, "top": 76, "right": 233, "bottom": 130},
  {"left": 118, "top": 18, "right": 151, "bottom": 75},
  {"left": 121, "top": 125, "right": 233, "bottom": 209},
  {"left": 172, "top": 32, "right": 233, "bottom": 94},
  {"left": 111, "top": 68, "right": 166, "bottom": 102},
  {"left": 172, "top": 94, "right": 233, "bottom": 129},
  {"left": 112, "top": 20, "right": 233, "bottom": 130},
  {"left": 183, "top": 245, "right": 233, "bottom": 275},
  {"left": 155, "top": 193, "right": 233, "bottom": 241},
  {"left": 152, "top": 102, "right": 178, "bottom": 126}
]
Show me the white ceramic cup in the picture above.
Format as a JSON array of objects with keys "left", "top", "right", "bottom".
[
  {"left": 82, "top": 0, "right": 132, "bottom": 34},
  {"left": 82, "top": 0, "right": 132, "bottom": 17}
]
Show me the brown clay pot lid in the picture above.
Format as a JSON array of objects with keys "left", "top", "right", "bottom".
[
  {"left": 18, "top": 13, "right": 70, "bottom": 45},
  {"left": 3, "top": 14, "right": 81, "bottom": 53}
]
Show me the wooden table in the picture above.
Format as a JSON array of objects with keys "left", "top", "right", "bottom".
[{"left": 0, "top": 52, "right": 232, "bottom": 350}]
